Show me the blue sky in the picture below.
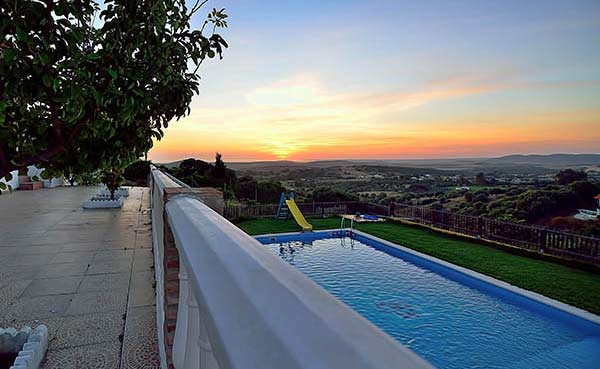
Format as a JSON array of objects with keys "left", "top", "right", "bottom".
[{"left": 151, "top": 0, "right": 600, "bottom": 161}]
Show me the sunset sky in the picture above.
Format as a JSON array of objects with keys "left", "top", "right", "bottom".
[{"left": 149, "top": 0, "right": 600, "bottom": 163}]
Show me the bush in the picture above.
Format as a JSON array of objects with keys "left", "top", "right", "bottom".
[
  {"left": 123, "top": 160, "right": 151, "bottom": 186},
  {"left": 309, "top": 188, "right": 358, "bottom": 202},
  {"left": 556, "top": 169, "right": 587, "bottom": 185}
]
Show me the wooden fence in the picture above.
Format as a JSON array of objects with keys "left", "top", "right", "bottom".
[
  {"left": 223, "top": 201, "right": 600, "bottom": 264},
  {"left": 223, "top": 201, "right": 371, "bottom": 220},
  {"left": 391, "top": 203, "right": 600, "bottom": 264}
]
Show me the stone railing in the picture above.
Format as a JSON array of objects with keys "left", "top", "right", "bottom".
[{"left": 149, "top": 166, "right": 433, "bottom": 369}]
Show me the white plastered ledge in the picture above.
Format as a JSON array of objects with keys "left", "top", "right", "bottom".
[{"left": 166, "top": 196, "right": 434, "bottom": 369}]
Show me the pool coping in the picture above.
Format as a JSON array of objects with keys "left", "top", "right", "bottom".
[{"left": 255, "top": 229, "right": 600, "bottom": 326}]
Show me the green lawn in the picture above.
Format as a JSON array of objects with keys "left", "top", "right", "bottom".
[{"left": 235, "top": 217, "right": 600, "bottom": 315}]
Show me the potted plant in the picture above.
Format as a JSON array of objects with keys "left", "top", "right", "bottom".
[
  {"left": 100, "top": 171, "right": 125, "bottom": 200},
  {"left": 82, "top": 171, "right": 126, "bottom": 209}
]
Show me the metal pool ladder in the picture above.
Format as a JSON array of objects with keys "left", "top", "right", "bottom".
[{"left": 340, "top": 216, "right": 354, "bottom": 237}]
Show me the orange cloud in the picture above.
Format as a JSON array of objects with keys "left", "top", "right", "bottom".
[{"left": 149, "top": 74, "right": 600, "bottom": 162}]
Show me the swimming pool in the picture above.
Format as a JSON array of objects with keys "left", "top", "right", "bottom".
[{"left": 256, "top": 230, "right": 600, "bottom": 369}]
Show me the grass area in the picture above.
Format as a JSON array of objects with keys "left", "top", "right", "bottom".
[{"left": 235, "top": 217, "right": 600, "bottom": 315}]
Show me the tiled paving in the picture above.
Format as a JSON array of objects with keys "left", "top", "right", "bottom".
[{"left": 0, "top": 186, "right": 159, "bottom": 369}]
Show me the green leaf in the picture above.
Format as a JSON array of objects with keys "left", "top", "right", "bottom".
[
  {"left": 42, "top": 75, "right": 53, "bottom": 88},
  {"left": 93, "top": 89, "right": 102, "bottom": 105},
  {"left": 108, "top": 69, "right": 118, "bottom": 80},
  {"left": 39, "top": 53, "right": 50, "bottom": 65},
  {"left": 2, "top": 49, "right": 17, "bottom": 63}
]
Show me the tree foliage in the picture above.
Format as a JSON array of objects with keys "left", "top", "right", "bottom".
[
  {"left": 0, "top": 0, "right": 228, "bottom": 180},
  {"left": 163, "top": 155, "right": 235, "bottom": 189},
  {"left": 100, "top": 170, "right": 124, "bottom": 200},
  {"left": 556, "top": 169, "right": 587, "bottom": 185},
  {"left": 308, "top": 187, "right": 358, "bottom": 202}
]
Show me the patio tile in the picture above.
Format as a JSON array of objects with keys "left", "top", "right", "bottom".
[
  {"left": 0, "top": 265, "right": 40, "bottom": 282},
  {"left": 60, "top": 242, "right": 107, "bottom": 253},
  {"left": 35, "top": 262, "right": 90, "bottom": 279},
  {"left": 78, "top": 272, "right": 130, "bottom": 293},
  {"left": 47, "top": 311, "right": 125, "bottom": 350},
  {"left": 12, "top": 244, "right": 64, "bottom": 255},
  {"left": 51, "top": 251, "right": 95, "bottom": 264},
  {"left": 128, "top": 272, "right": 155, "bottom": 308},
  {"left": 121, "top": 306, "right": 160, "bottom": 369},
  {"left": 3, "top": 294, "right": 73, "bottom": 321},
  {"left": 0, "top": 280, "right": 32, "bottom": 318},
  {"left": 0, "top": 254, "right": 53, "bottom": 267},
  {"left": 133, "top": 249, "right": 153, "bottom": 258},
  {"left": 67, "top": 291, "right": 128, "bottom": 315},
  {"left": 93, "top": 249, "right": 134, "bottom": 261},
  {"left": 22, "top": 276, "right": 83, "bottom": 297},
  {"left": 41, "top": 341, "right": 121, "bottom": 369},
  {"left": 132, "top": 256, "right": 154, "bottom": 272},
  {"left": 86, "top": 259, "right": 132, "bottom": 275}
]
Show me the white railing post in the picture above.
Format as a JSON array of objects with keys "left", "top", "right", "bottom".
[
  {"left": 184, "top": 292, "right": 201, "bottom": 369},
  {"left": 198, "top": 306, "right": 219, "bottom": 369},
  {"left": 173, "top": 263, "right": 190, "bottom": 368}
]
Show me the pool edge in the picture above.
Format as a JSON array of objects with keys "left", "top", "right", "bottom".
[{"left": 255, "top": 229, "right": 600, "bottom": 326}]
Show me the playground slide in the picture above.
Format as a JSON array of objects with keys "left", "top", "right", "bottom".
[{"left": 285, "top": 199, "right": 313, "bottom": 232}]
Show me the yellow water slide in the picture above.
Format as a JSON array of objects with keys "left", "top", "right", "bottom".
[{"left": 285, "top": 199, "right": 313, "bottom": 232}]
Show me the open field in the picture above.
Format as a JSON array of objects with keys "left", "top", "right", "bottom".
[{"left": 235, "top": 217, "right": 600, "bottom": 315}]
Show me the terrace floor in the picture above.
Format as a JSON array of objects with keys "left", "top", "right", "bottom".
[{"left": 0, "top": 186, "right": 159, "bottom": 369}]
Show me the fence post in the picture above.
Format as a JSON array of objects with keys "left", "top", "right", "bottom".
[
  {"left": 539, "top": 229, "right": 546, "bottom": 252},
  {"left": 477, "top": 217, "right": 484, "bottom": 237}
]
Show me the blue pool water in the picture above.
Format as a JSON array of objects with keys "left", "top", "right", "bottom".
[{"left": 257, "top": 232, "right": 600, "bottom": 369}]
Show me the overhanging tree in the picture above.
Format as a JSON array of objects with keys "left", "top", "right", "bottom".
[{"left": 0, "top": 0, "right": 228, "bottom": 184}]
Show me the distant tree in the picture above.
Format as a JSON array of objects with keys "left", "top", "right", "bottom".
[
  {"left": 123, "top": 160, "right": 151, "bottom": 186},
  {"left": 179, "top": 158, "right": 210, "bottom": 176},
  {"left": 474, "top": 173, "right": 489, "bottom": 186},
  {"left": 255, "top": 181, "right": 285, "bottom": 203},
  {"left": 309, "top": 188, "right": 358, "bottom": 202},
  {"left": 0, "top": 0, "right": 229, "bottom": 181},
  {"left": 568, "top": 180, "right": 600, "bottom": 205},
  {"left": 214, "top": 152, "right": 226, "bottom": 179},
  {"left": 235, "top": 176, "right": 258, "bottom": 201},
  {"left": 556, "top": 169, "right": 587, "bottom": 185}
]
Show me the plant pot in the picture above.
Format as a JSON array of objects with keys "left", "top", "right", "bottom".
[
  {"left": 99, "top": 187, "right": 130, "bottom": 197},
  {"left": 83, "top": 195, "right": 125, "bottom": 209}
]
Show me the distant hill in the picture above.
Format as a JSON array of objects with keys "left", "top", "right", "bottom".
[
  {"left": 159, "top": 153, "right": 600, "bottom": 174},
  {"left": 481, "top": 154, "right": 600, "bottom": 168}
]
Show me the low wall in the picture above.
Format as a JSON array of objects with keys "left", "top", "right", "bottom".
[{"left": 150, "top": 167, "right": 434, "bottom": 369}]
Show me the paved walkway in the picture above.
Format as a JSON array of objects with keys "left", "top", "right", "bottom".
[{"left": 0, "top": 186, "right": 159, "bottom": 369}]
